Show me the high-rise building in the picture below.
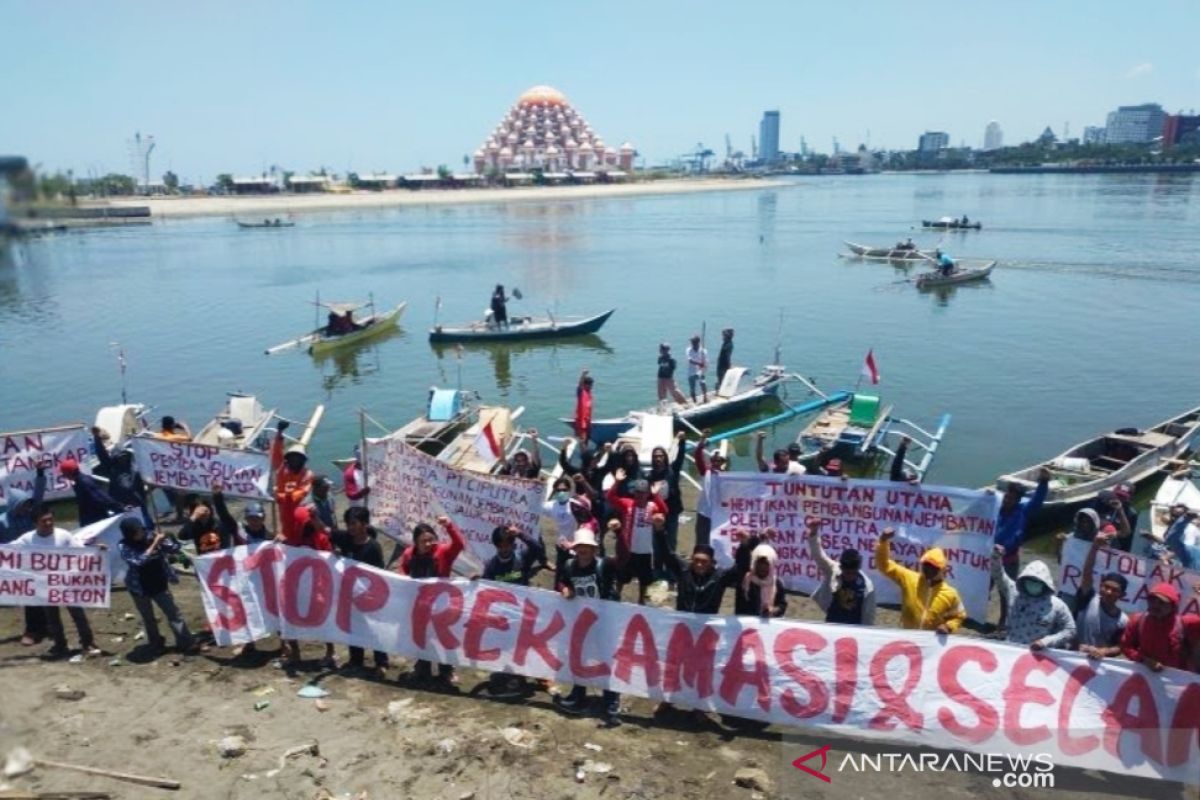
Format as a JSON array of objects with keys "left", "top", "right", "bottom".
[
  {"left": 1104, "top": 103, "right": 1166, "bottom": 145},
  {"left": 1082, "top": 126, "right": 1106, "bottom": 145},
  {"left": 759, "top": 111, "right": 780, "bottom": 164},
  {"left": 1162, "top": 114, "right": 1200, "bottom": 149},
  {"left": 918, "top": 131, "right": 949, "bottom": 152},
  {"left": 983, "top": 121, "right": 1003, "bottom": 150}
]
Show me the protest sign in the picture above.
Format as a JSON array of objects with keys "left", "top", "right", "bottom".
[
  {"left": 195, "top": 543, "right": 1200, "bottom": 785},
  {"left": 0, "top": 424, "right": 91, "bottom": 503},
  {"left": 364, "top": 437, "right": 542, "bottom": 563},
  {"left": 1059, "top": 536, "right": 1200, "bottom": 614},
  {"left": 0, "top": 544, "right": 110, "bottom": 607},
  {"left": 707, "top": 473, "right": 1000, "bottom": 620},
  {"left": 131, "top": 436, "right": 271, "bottom": 500},
  {"left": 72, "top": 513, "right": 142, "bottom": 584}
]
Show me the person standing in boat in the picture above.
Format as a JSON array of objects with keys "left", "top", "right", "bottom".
[
  {"left": 716, "top": 328, "right": 734, "bottom": 387},
  {"left": 685, "top": 334, "right": 709, "bottom": 404},
  {"left": 490, "top": 284, "right": 509, "bottom": 328},
  {"left": 656, "top": 343, "right": 688, "bottom": 405},
  {"left": 574, "top": 369, "right": 594, "bottom": 446},
  {"left": 936, "top": 249, "right": 956, "bottom": 277}
]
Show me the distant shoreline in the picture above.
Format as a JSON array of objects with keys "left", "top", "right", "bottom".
[
  {"left": 989, "top": 164, "right": 1200, "bottom": 175},
  {"left": 97, "top": 178, "right": 786, "bottom": 220}
]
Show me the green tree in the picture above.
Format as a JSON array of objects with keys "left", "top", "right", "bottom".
[
  {"left": 436, "top": 164, "right": 452, "bottom": 180},
  {"left": 215, "top": 173, "right": 234, "bottom": 193},
  {"left": 162, "top": 171, "right": 179, "bottom": 192}
]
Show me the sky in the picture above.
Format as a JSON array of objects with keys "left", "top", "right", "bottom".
[{"left": 4, "top": 0, "right": 1199, "bottom": 183}]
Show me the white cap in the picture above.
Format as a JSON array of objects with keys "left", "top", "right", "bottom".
[{"left": 571, "top": 528, "right": 598, "bottom": 548}]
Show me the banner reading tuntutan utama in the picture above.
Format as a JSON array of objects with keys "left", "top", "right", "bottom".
[
  {"left": 131, "top": 436, "right": 271, "bottom": 500},
  {"left": 194, "top": 544, "right": 1200, "bottom": 786},
  {"left": 363, "top": 437, "right": 542, "bottom": 563},
  {"left": 1059, "top": 536, "right": 1200, "bottom": 615},
  {"left": 0, "top": 424, "right": 91, "bottom": 503},
  {"left": 0, "top": 545, "right": 110, "bottom": 608},
  {"left": 706, "top": 473, "right": 1000, "bottom": 620}
]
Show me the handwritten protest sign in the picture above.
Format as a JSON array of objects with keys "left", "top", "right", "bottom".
[
  {"left": 1059, "top": 536, "right": 1200, "bottom": 614},
  {"left": 131, "top": 437, "right": 271, "bottom": 500},
  {"left": 707, "top": 473, "right": 1000, "bottom": 620},
  {"left": 0, "top": 424, "right": 91, "bottom": 503},
  {"left": 364, "top": 437, "right": 541, "bottom": 564},
  {"left": 0, "top": 545, "right": 110, "bottom": 607},
  {"left": 195, "top": 543, "right": 1200, "bottom": 786}
]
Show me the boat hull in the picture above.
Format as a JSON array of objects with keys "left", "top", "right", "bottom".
[
  {"left": 922, "top": 220, "right": 982, "bottom": 230},
  {"left": 915, "top": 261, "right": 995, "bottom": 288},
  {"left": 843, "top": 241, "right": 934, "bottom": 261},
  {"left": 429, "top": 308, "right": 614, "bottom": 343},
  {"left": 309, "top": 303, "right": 406, "bottom": 355}
]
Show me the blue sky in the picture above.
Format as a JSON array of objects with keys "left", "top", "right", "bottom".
[{"left": 4, "top": 0, "right": 1198, "bottom": 182}]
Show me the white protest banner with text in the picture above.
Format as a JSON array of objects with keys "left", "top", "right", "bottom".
[
  {"left": 0, "top": 545, "right": 110, "bottom": 607},
  {"left": 195, "top": 544, "right": 1200, "bottom": 786},
  {"left": 707, "top": 473, "right": 1001, "bottom": 620},
  {"left": 72, "top": 513, "right": 143, "bottom": 584},
  {"left": 364, "top": 437, "right": 542, "bottom": 564},
  {"left": 0, "top": 424, "right": 91, "bottom": 503},
  {"left": 131, "top": 436, "right": 271, "bottom": 500},
  {"left": 1059, "top": 536, "right": 1200, "bottom": 614}
]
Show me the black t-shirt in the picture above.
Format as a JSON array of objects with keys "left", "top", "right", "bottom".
[
  {"left": 332, "top": 532, "right": 384, "bottom": 568},
  {"left": 657, "top": 354, "right": 676, "bottom": 379},
  {"left": 561, "top": 557, "right": 617, "bottom": 601},
  {"left": 826, "top": 572, "right": 868, "bottom": 625}
]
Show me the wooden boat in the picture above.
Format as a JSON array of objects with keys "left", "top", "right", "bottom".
[
  {"left": 562, "top": 365, "right": 787, "bottom": 445},
  {"left": 429, "top": 308, "right": 614, "bottom": 344},
  {"left": 1149, "top": 470, "right": 1200, "bottom": 542},
  {"left": 438, "top": 405, "right": 523, "bottom": 474},
  {"left": 922, "top": 217, "right": 982, "bottom": 230},
  {"left": 389, "top": 388, "right": 476, "bottom": 455},
  {"left": 914, "top": 260, "right": 995, "bottom": 288},
  {"left": 237, "top": 220, "right": 295, "bottom": 229},
  {"left": 609, "top": 413, "right": 681, "bottom": 473},
  {"left": 266, "top": 300, "right": 407, "bottom": 355},
  {"left": 195, "top": 394, "right": 277, "bottom": 451},
  {"left": 996, "top": 405, "right": 1200, "bottom": 515},
  {"left": 842, "top": 241, "right": 936, "bottom": 262}
]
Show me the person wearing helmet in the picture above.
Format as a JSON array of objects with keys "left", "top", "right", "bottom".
[
  {"left": 270, "top": 420, "right": 312, "bottom": 541},
  {"left": 875, "top": 527, "right": 966, "bottom": 633}
]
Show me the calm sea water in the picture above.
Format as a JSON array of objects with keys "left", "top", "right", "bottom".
[{"left": 2, "top": 172, "right": 1199, "bottom": 492}]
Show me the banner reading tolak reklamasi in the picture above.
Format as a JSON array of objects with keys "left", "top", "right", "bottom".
[
  {"left": 1059, "top": 536, "right": 1200, "bottom": 615},
  {"left": 364, "top": 437, "right": 542, "bottom": 563},
  {"left": 131, "top": 436, "right": 271, "bottom": 500},
  {"left": 0, "top": 424, "right": 91, "bottom": 503},
  {"left": 0, "top": 545, "right": 110, "bottom": 608},
  {"left": 707, "top": 473, "right": 1000, "bottom": 620}
]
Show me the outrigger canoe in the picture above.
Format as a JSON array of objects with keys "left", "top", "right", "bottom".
[
  {"left": 266, "top": 301, "right": 407, "bottom": 356},
  {"left": 429, "top": 308, "right": 614, "bottom": 344},
  {"left": 237, "top": 220, "right": 295, "bottom": 229},
  {"left": 922, "top": 218, "right": 982, "bottom": 230},
  {"left": 842, "top": 241, "right": 936, "bottom": 262},
  {"left": 914, "top": 260, "right": 995, "bottom": 288},
  {"left": 996, "top": 404, "right": 1200, "bottom": 517}
]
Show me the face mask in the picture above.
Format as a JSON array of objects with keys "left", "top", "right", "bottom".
[
  {"left": 555, "top": 491, "right": 570, "bottom": 504},
  {"left": 1020, "top": 578, "right": 1046, "bottom": 597}
]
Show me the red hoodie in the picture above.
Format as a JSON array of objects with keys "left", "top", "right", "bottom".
[
  {"left": 574, "top": 383, "right": 593, "bottom": 443},
  {"left": 397, "top": 520, "right": 466, "bottom": 578},
  {"left": 606, "top": 485, "right": 667, "bottom": 562},
  {"left": 1120, "top": 584, "right": 1200, "bottom": 670},
  {"left": 285, "top": 506, "right": 332, "bottom": 552}
]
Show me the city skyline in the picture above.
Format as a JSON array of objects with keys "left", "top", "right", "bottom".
[{"left": 4, "top": 0, "right": 1200, "bottom": 181}]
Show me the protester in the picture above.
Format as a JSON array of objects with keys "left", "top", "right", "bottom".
[
  {"left": 91, "top": 426, "right": 149, "bottom": 522},
  {"left": 490, "top": 284, "right": 509, "bottom": 327},
  {"left": 396, "top": 516, "right": 465, "bottom": 685},
  {"left": 342, "top": 450, "right": 369, "bottom": 508},
  {"left": 59, "top": 458, "right": 125, "bottom": 526},
  {"left": 1119, "top": 582, "right": 1200, "bottom": 671},
  {"left": 685, "top": 334, "right": 709, "bottom": 404},
  {"left": 498, "top": 437, "right": 542, "bottom": 479},
  {"left": 656, "top": 343, "right": 688, "bottom": 405},
  {"left": 607, "top": 445, "right": 644, "bottom": 497},
  {"left": 574, "top": 369, "right": 594, "bottom": 446},
  {"left": 647, "top": 433, "right": 687, "bottom": 581},
  {"left": 543, "top": 476, "right": 579, "bottom": 570},
  {"left": 606, "top": 478, "right": 668, "bottom": 604},
  {"left": 0, "top": 463, "right": 48, "bottom": 645},
  {"left": 156, "top": 415, "right": 191, "bottom": 442},
  {"left": 889, "top": 435, "right": 920, "bottom": 484},
  {"left": 875, "top": 527, "right": 966, "bottom": 633},
  {"left": 212, "top": 482, "right": 272, "bottom": 545},
  {"left": 333, "top": 506, "right": 389, "bottom": 676},
  {"left": 1096, "top": 485, "right": 1138, "bottom": 551},
  {"left": 990, "top": 546, "right": 1075, "bottom": 650},
  {"left": 118, "top": 516, "right": 196, "bottom": 655},
  {"left": 311, "top": 475, "right": 337, "bottom": 531},
  {"left": 557, "top": 439, "right": 610, "bottom": 511},
  {"left": 806, "top": 521, "right": 875, "bottom": 625},
  {"left": 735, "top": 538, "right": 787, "bottom": 617},
  {"left": 271, "top": 421, "right": 313, "bottom": 542},
  {"left": 994, "top": 468, "right": 1050, "bottom": 629},
  {"left": 278, "top": 505, "right": 337, "bottom": 671},
  {"left": 1073, "top": 530, "right": 1129, "bottom": 659},
  {"left": 555, "top": 527, "right": 621, "bottom": 725},
  {"left": 179, "top": 497, "right": 226, "bottom": 554},
  {"left": 812, "top": 455, "right": 842, "bottom": 478},
  {"left": 14, "top": 505, "right": 101, "bottom": 659},
  {"left": 755, "top": 431, "right": 801, "bottom": 475},
  {"left": 1159, "top": 503, "right": 1200, "bottom": 569},
  {"left": 481, "top": 523, "right": 547, "bottom": 696},
  {"left": 693, "top": 433, "right": 729, "bottom": 547},
  {"left": 716, "top": 328, "right": 734, "bottom": 387}
]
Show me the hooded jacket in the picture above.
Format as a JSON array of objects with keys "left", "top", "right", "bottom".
[
  {"left": 994, "top": 477, "right": 1049, "bottom": 560},
  {"left": 0, "top": 471, "right": 45, "bottom": 543},
  {"left": 991, "top": 557, "right": 1076, "bottom": 648},
  {"left": 875, "top": 540, "right": 966, "bottom": 632},
  {"left": 1071, "top": 508, "right": 1101, "bottom": 543}
]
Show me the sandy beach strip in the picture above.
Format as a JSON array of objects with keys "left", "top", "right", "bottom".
[{"left": 98, "top": 177, "right": 786, "bottom": 220}]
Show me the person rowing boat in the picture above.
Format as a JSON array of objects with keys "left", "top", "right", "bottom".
[{"left": 935, "top": 249, "right": 957, "bottom": 277}]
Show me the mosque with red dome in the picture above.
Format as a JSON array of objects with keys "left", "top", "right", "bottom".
[{"left": 473, "top": 85, "right": 635, "bottom": 175}]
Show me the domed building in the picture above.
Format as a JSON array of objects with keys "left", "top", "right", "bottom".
[{"left": 473, "top": 85, "right": 635, "bottom": 175}]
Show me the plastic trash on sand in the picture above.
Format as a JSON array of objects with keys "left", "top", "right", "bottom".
[{"left": 297, "top": 685, "right": 330, "bottom": 699}]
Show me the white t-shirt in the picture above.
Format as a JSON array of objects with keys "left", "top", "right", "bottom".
[
  {"left": 685, "top": 345, "right": 707, "bottom": 378},
  {"left": 541, "top": 498, "right": 576, "bottom": 545},
  {"left": 630, "top": 501, "right": 657, "bottom": 554},
  {"left": 13, "top": 527, "right": 75, "bottom": 548}
]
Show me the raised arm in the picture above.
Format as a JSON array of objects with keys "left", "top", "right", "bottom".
[
  {"left": 889, "top": 436, "right": 910, "bottom": 482},
  {"left": 990, "top": 546, "right": 1017, "bottom": 606},
  {"left": 755, "top": 432, "right": 768, "bottom": 473},
  {"left": 92, "top": 428, "right": 113, "bottom": 470},
  {"left": 805, "top": 521, "right": 837, "bottom": 578},
  {"left": 1025, "top": 468, "right": 1051, "bottom": 518},
  {"left": 873, "top": 528, "right": 910, "bottom": 584}
]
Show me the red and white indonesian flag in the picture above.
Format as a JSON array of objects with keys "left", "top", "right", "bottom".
[
  {"left": 472, "top": 420, "right": 503, "bottom": 462},
  {"left": 861, "top": 349, "right": 880, "bottom": 385}
]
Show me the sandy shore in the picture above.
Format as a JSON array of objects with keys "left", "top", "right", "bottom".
[{"left": 100, "top": 178, "right": 784, "bottom": 220}]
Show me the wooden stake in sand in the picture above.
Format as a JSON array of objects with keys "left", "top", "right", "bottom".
[{"left": 32, "top": 758, "right": 180, "bottom": 791}]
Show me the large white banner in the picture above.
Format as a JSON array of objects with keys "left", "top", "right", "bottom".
[
  {"left": 1059, "top": 536, "right": 1200, "bottom": 615},
  {"left": 131, "top": 436, "right": 271, "bottom": 500},
  {"left": 0, "top": 424, "right": 91, "bottom": 503},
  {"left": 194, "top": 544, "right": 1200, "bottom": 785},
  {"left": 0, "top": 544, "right": 110, "bottom": 607},
  {"left": 72, "top": 513, "right": 142, "bottom": 584},
  {"left": 364, "top": 437, "right": 542, "bottom": 564},
  {"left": 707, "top": 473, "right": 1001, "bottom": 620}
]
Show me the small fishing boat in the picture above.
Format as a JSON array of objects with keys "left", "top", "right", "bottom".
[
  {"left": 237, "top": 219, "right": 295, "bottom": 229},
  {"left": 914, "top": 260, "right": 995, "bottom": 289},
  {"left": 610, "top": 413, "right": 681, "bottom": 472},
  {"left": 996, "top": 405, "right": 1200, "bottom": 516},
  {"left": 195, "top": 393, "right": 278, "bottom": 451},
  {"left": 842, "top": 241, "right": 936, "bottom": 262},
  {"left": 1149, "top": 469, "right": 1200, "bottom": 542},
  {"left": 266, "top": 298, "right": 407, "bottom": 356},
  {"left": 429, "top": 308, "right": 615, "bottom": 344},
  {"left": 438, "top": 405, "right": 524, "bottom": 474},
  {"left": 922, "top": 217, "right": 982, "bottom": 230},
  {"left": 389, "top": 388, "right": 477, "bottom": 456}
]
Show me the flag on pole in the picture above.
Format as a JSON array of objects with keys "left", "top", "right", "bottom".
[
  {"left": 861, "top": 349, "right": 880, "bottom": 385},
  {"left": 472, "top": 420, "right": 503, "bottom": 462}
]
